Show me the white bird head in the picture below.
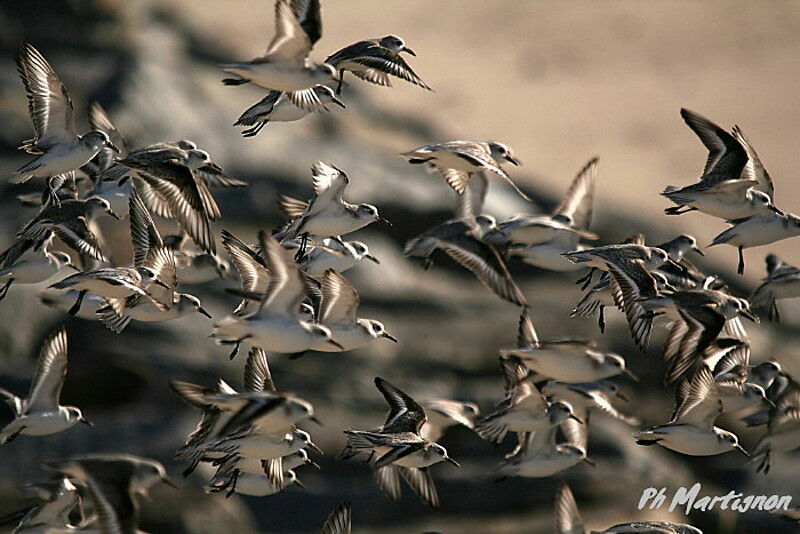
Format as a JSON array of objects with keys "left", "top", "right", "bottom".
[{"left": 487, "top": 141, "right": 521, "bottom": 166}]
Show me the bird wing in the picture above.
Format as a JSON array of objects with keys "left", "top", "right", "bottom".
[
  {"left": 516, "top": 308, "right": 539, "bottom": 347},
  {"left": 672, "top": 366, "right": 721, "bottom": 428},
  {"left": 244, "top": 347, "right": 276, "bottom": 392},
  {"left": 264, "top": 0, "right": 321, "bottom": 65},
  {"left": 399, "top": 467, "right": 439, "bottom": 509},
  {"left": 731, "top": 125, "right": 774, "bottom": 199},
  {"left": 680, "top": 108, "right": 748, "bottom": 184},
  {"left": 454, "top": 172, "right": 488, "bottom": 219},
  {"left": 346, "top": 48, "right": 431, "bottom": 90},
  {"left": 376, "top": 377, "right": 427, "bottom": 434},
  {"left": 221, "top": 230, "right": 270, "bottom": 295},
  {"left": 320, "top": 501, "right": 352, "bottom": 534},
  {"left": 311, "top": 161, "right": 348, "bottom": 205},
  {"left": 439, "top": 168, "right": 471, "bottom": 195},
  {"left": 259, "top": 230, "right": 306, "bottom": 317},
  {"left": 25, "top": 327, "right": 69, "bottom": 413},
  {"left": 553, "top": 157, "right": 598, "bottom": 231},
  {"left": 15, "top": 43, "right": 77, "bottom": 150},
  {"left": 128, "top": 191, "right": 164, "bottom": 268},
  {"left": 52, "top": 216, "right": 107, "bottom": 262},
  {"left": 554, "top": 482, "right": 585, "bottom": 534},
  {"left": 318, "top": 269, "right": 360, "bottom": 323}
]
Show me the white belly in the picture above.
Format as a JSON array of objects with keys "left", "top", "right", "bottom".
[
  {"left": 304, "top": 253, "right": 358, "bottom": 276},
  {"left": 644, "top": 425, "right": 730, "bottom": 456},
  {"left": 7, "top": 412, "right": 75, "bottom": 437},
  {"left": 28, "top": 144, "right": 96, "bottom": 177},
  {"left": 270, "top": 101, "right": 313, "bottom": 122},
  {"left": 511, "top": 244, "right": 584, "bottom": 272},
  {"left": 312, "top": 324, "right": 371, "bottom": 352},
  {"left": 248, "top": 317, "right": 317, "bottom": 353},
  {"left": 2, "top": 259, "right": 61, "bottom": 283},
  {"left": 227, "top": 63, "right": 318, "bottom": 91},
  {"left": 304, "top": 214, "right": 367, "bottom": 238},
  {"left": 506, "top": 452, "right": 581, "bottom": 478},
  {"left": 232, "top": 472, "right": 286, "bottom": 496}
]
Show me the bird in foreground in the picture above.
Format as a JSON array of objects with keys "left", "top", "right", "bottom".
[
  {"left": 0, "top": 327, "right": 91, "bottom": 444},
  {"left": 205, "top": 451, "right": 310, "bottom": 497},
  {"left": 325, "top": 35, "right": 431, "bottom": 94},
  {"left": 488, "top": 157, "right": 600, "bottom": 272},
  {"left": 405, "top": 214, "right": 528, "bottom": 307},
  {"left": 543, "top": 380, "right": 639, "bottom": 426},
  {"left": 46, "top": 453, "right": 176, "bottom": 534},
  {"left": 662, "top": 108, "right": 775, "bottom": 220},
  {"left": 553, "top": 482, "right": 703, "bottom": 534},
  {"left": 96, "top": 192, "right": 211, "bottom": 333},
  {"left": 221, "top": 0, "right": 338, "bottom": 110},
  {"left": 12, "top": 43, "right": 120, "bottom": 204},
  {"left": 750, "top": 254, "right": 800, "bottom": 322},
  {"left": 212, "top": 231, "right": 343, "bottom": 355},
  {"left": 340, "top": 377, "right": 459, "bottom": 508},
  {"left": 562, "top": 238, "right": 670, "bottom": 290},
  {"left": 708, "top": 210, "right": 800, "bottom": 275},
  {"left": 634, "top": 366, "right": 748, "bottom": 457},
  {"left": 709, "top": 341, "right": 772, "bottom": 415},
  {"left": 402, "top": 140, "right": 530, "bottom": 201},
  {"left": 234, "top": 85, "right": 345, "bottom": 137},
  {"left": 276, "top": 161, "right": 387, "bottom": 244},
  {"left": 303, "top": 269, "right": 397, "bottom": 354},
  {"left": 0, "top": 239, "right": 76, "bottom": 300}
]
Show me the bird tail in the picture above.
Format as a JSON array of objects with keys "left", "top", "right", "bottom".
[
  {"left": 750, "top": 285, "right": 778, "bottom": 322},
  {"left": 473, "top": 417, "right": 508, "bottom": 444},
  {"left": 403, "top": 237, "right": 437, "bottom": 259}
]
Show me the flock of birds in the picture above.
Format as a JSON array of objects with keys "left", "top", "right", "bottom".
[{"left": 1, "top": 0, "right": 800, "bottom": 533}]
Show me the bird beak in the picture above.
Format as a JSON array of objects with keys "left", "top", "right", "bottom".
[
  {"left": 569, "top": 414, "right": 584, "bottom": 424},
  {"left": 401, "top": 46, "right": 416, "bottom": 56},
  {"left": 692, "top": 246, "right": 705, "bottom": 256},
  {"left": 197, "top": 307, "right": 212, "bottom": 319},
  {"left": 735, "top": 444, "right": 750, "bottom": 458},
  {"left": 206, "top": 162, "right": 223, "bottom": 172},
  {"left": 308, "top": 415, "right": 323, "bottom": 426},
  {"left": 79, "top": 416, "right": 93, "bottom": 427},
  {"left": 107, "top": 142, "right": 121, "bottom": 154},
  {"left": 67, "top": 262, "right": 81, "bottom": 272},
  {"left": 378, "top": 216, "right": 392, "bottom": 226},
  {"left": 616, "top": 390, "right": 629, "bottom": 402},
  {"left": 365, "top": 254, "right": 380, "bottom": 264},
  {"left": 308, "top": 441, "right": 323, "bottom": 454},
  {"left": 331, "top": 96, "right": 346, "bottom": 109},
  {"left": 293, "top": 478, "right": 306, "bottom": 489},
  {"left": 623, "top": 368, "right": 640, "bottom": 382},
  {"left": 326, "top": 338, "right": 345, "bottom": 350},
  {"left": 583, "top": 456, "right": 597, "bottom": 467},
  {"left": 741, "top": 309, "right": 759, "bottom": 323},
  {"left": 306, "top": 459, "right": 321, "bottom": 469},
  {"left": 381, "top": 332, "right": 398, "bottom": 343},
  {"left": 154, "top": 279, "right": 171, "bottom": 290},
  {"left": 162, "top": 476, "right": 179, "bottom": 489},
  {"left": 445, "top": 456, "right": 460, "bottom": 467},
  {"left": 107, "top": 209, "right": 120, "bottom": 220},
  {"left": 507, "top": 155, "right": 522, "bottom": 166}
]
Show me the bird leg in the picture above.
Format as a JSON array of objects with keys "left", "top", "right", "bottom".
[
  {"left": 225, "top": 470, "right": 240, "bottom": 499},
  {"left": 737, "top": 246, "right": 745, "bottom": 275},
  {"left": 0, "top": 279, "right": 13, "bottom": 300},
  {"left": 68, "top": 290, "right": 87, "bottom": 316},
  {"left": 335, "top": 70, "right": 345, "bottom": 95},
  {"left": 598, "top": 306, "right": 606, "bottom": 333},
  {"left": 295, "top": 232, "right": 310, "bottom": 261},
  {"left": 664, "top": 206, "right": 696, "bottom": 215}
]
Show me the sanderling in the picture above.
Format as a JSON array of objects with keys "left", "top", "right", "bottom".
[
  {"left": 165, "top": 233, "right": 231, "bottom": 284},
  {"left": 0, "top": 239, "right": 76, "bottom": 300},
  {"left": 751, "top": 375, "right": 800, "bottom": 474},
  {"left": 17, "top": 196, "right": 119, "bottom": 262},
  {"left": 220, "top": 229, "right": 270, "bottom": 318},
  {"left": 213, "top": 231, "right": 342, "bottom": 354},
  {"left": 497, "top": 416, "right": 593, "bottom": 478},
  {"left": 11, "top": 43, "right": 119, "bottom": 203},
  {"left": 405, "top": 215, "right": 528, "bottom": 307},
  {"left": 205, "top": 453, "right": 303, "bottom": 497},
  {"left": 711, "top": 342, "right": 772, "bottom": 414},
  {"left": 46, "top": 454, "right": 176, "bottom": 533},
  {"left": 543, "top": 380, "right": 639, "bottom": 426},
  {"left": 340, "top": 377, "right": 458, "bottom": 508},
  {"left": 325, "top": 35, "right": 431, "bottom": 94},
  {"left": 115, "top": 148, "right": 227, "bottom": 254},
  {"left": 0, "top": 328, "right": 91, "bottom": 444},
  {"left": 220, "top": 0, "right": 338, "bottom": 110},
  {"left": 276, "top": 162, "right": 387, "bottom": 243},
  {"left": 295, "top": 237, "right": 379, "bottom": 276},
  {"left": 402, "top": 140, "right": 530, "bottom": 201},
  {"left": 234, "top": 85, "right": 345, "bottom": 137},
  {"left": 634, "top": 366, "right": 748, "bottom": 457},
  {"left": 475, "top": 354, "right": 580, "bottom": 444},
  {"left": 488, "top": 157, "right": 599, "bottom": 272},
  {"left": 95, "top": 193, "right": 211, "bottom": 333},
  {"left": 563, "top": 238, "right": 670, "bottom": 290},
  {"left": 305, "top": 269, "right": 397, "bottom": 353},
  {"left": 652, "top": 234, "right": 706, "bottom": 288},
  {"left": 502, "top": 340, "right": 636, "bottom": 383},
  {"left": 662, "top": 108, "right": 775, "bottom": 220},
  {"left": 419, "top": 399, "right": 479, "bottom": 442},
  {"left": 708, "top": 210, "right": 800, "bottom": 275},
  {"left": 750, "top": 253, "right": 800, "bottom": 320}
]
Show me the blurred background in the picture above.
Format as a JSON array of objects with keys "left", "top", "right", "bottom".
[{"left": 0, "top": 1, "right": 799, "bottom": 532}]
